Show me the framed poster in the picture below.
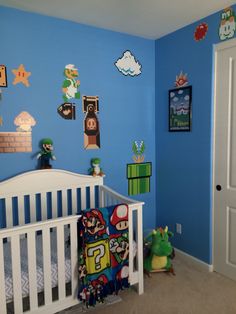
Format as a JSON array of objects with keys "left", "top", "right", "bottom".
[{"left": 169, "top": 86, "right": 192, "bottom": 132}]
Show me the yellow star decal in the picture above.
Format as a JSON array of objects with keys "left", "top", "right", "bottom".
[
  {"left": 0, "top": 116, "right": 3, "bottom": 126},
  {"left": 12, "top": 64, "right": 31, "bottom": 87}
]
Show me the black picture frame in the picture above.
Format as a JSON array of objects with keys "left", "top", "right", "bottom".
[{"left": 169, "top": 86, "right": 192, "bottom": 132}]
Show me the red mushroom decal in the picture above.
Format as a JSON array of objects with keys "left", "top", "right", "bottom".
[
  {"left": 194, "top": 22, "right": 208, "bottom": 41},
  {"left": 110, "top": 204, "right": 128, "bottom": 231}
]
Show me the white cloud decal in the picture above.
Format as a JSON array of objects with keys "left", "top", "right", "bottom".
[{"left": 115, "top": 50, "right": 142, "bottom": 76}]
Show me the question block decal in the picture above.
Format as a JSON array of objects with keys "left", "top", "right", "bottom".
[{"left": 85, "top": 239, "right": 110, "bottom": 274}]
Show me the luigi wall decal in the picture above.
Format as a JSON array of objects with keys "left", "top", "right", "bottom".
[{"left": 62, "top": 64, "right": 80, "bottom": 102}]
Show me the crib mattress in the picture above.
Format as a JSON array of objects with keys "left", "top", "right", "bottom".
[{"left": 3, "top": 231, "right": 72, "bottom": 302}]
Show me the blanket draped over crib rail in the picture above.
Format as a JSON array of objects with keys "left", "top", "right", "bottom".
[{"left": 78, "top": 204, "right": 129, "bottom": 307}]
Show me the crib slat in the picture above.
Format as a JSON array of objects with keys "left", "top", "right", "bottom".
[
  {"left": 57, "top": 224, "right": 66, "bottom": 299},
  {"left": 61, "top": 190, "right": 67, "bottom": 217},
  {"left": 128, "top": 207, "right": 134, "bottom": 282},
  {"left": 29, "top": 194, "right": 37, "bottom": 223},
  {"left": 5, "top": 197, "right": 13, "bottom": 228},
  {"left": 90, "top": 185, "right": 95, "bottom": 208},
  {"left": 81, "top": 187, "right": 86, "bottom": 210},
  {"left": 0, "top": 239, "right": 7, "bottom": 314},
  {"left": 41, "top": 193, "right": 47, "bottom": 221},
  {"left": 71, "top": 188, "right": 77, "bottom": 214},
  {"left": 27, "top": 230, "right": 38, "bottom": 311},
  {"left": 51, "top": 191, "right": 58, "bottom": 218},
  {"left": 70, "top": 220, "right": 77, "bottom": 294},
  {"left": 18, "top": 196, "right": 25, "bottom": 226},
  {"left": 99, "top": 187, "right": 105, "bottom": 207},
  {"left": 11, "top": 235, "right": 23, "bottom": 314},
  {"left": 42, "top": 227, "right": 52, "bottom": 305}
]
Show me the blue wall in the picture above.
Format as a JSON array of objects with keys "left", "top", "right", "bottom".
[
  {"left": 155, "top": 5, "right": 236, "bottom": 263},
  {"left": 2, "top": 4, "right": 236, "bottom": 264},
  {"left": 0, "top": 7, "right": 156, "bottom": 230}
]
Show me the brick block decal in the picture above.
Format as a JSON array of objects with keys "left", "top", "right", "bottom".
[{"left": 0, "top": 132, "right": 32, "bottom": 153}]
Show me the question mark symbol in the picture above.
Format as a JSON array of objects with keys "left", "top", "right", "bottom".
[{"left": 88, "top": 244, "right": 105, "bottom": 270}]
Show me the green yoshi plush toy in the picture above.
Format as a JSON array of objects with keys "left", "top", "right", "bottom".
[
  {"left": 88, "top": 158, "right": 105, "bottom": 177},
  {"left": 144, "top": 226, "right": 175, "bottom": 275}
]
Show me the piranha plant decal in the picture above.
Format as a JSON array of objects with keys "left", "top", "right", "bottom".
[
  {"left": 175, "top": 71, "right": 188, "bottom": 88},
  {"left": 219, "top": 7, "right": 236, "bottom": 41},
  {"left": 127, "top": 141, "right": 151, "bottom": 195},
  {"left": 132, "top": 140, "right": 145, "bottom": 163},
  {"left": 62, "top": 64, "right": 80, "bottom": 102},
  {"left": 194, "top": 22, "right": 208, "bottom": 41}
]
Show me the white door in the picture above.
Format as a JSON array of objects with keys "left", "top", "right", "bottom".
[{"left": 213, "top": 38, "right": 236, "bottom": 281}]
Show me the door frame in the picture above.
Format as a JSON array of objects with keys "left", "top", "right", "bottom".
[{"left": 212, "top": 37, "right": 236, "bottom": 270}]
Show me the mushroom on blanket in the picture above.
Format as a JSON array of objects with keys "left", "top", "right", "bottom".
[{"left": 110, "top": 204, "right": 128, "bottom": 231}]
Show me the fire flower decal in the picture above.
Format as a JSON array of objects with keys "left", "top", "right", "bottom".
[
  {"left": 194, "top": 23, "right": 208, "bottom": 41},
  {"left": 175, "top": 71, "right": 188, "bottom": 88}
]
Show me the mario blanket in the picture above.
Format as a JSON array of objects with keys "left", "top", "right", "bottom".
[{"left": 78, "top": 204, "right": 129, "bottom": 307}]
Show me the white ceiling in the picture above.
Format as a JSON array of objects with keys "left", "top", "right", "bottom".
[{"left": 0, "top": 0, "right": 235, "bottom": 39}]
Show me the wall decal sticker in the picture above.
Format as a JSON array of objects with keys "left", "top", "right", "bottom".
[
  {"left": 127, "top": 162, "right": 152, "bottom": 196},
  {"left": 175, "top": 71, "right": 188, "bottom": 88},
  {"left": 132, "top": 140, "right": 145, "bottom": 163},
  {"left": 0, "top": 65, "right": 7, "bottom": 87},
  {"left": 0, "top": 111, "right": 36, "bottom": 153},
  {"left": 115, "top": 50, "right": 142, "bottom": 76},
  {"left": 12, "top": 64, "right": 31, "bottom": 87},
  {"left": 83, "top": 96, "right": 100, "bottom": 149},
  {"left": 14, "top": 111, "right": 36, "bottom": 132},
  {"left": 0, "top": 116, "right": 3, "bottom": 126},
  {"left": 219, "top": 7, "right": 236, "bottom": 41},
  {"left": 127, "top": 141, "right": 151, "bottom": 195},
  {"left": 194, "top": 23, "right": 208, "bottom": 41},
  {"left": 57, "top": 103, "right": 76, "bottom": 120},
  {"left": 62, "top": 64, "right": 80, "bottom": 102}
]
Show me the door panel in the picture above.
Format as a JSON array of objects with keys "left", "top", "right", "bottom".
[{"left": 214, "top": 38, "right": 236, "bottom": 281}]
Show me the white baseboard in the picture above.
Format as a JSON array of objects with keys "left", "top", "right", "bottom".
[{"left": 174, "top": 247, "right": 213, "bottom": 272}]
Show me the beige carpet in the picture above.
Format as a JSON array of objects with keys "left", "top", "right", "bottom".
[{"left": 61, "top": 254, "right": 236, "bottom": 314}]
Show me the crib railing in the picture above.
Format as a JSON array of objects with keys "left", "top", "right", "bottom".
[{"left": 0, "top": 214, "right": 80, "bottom": 314}]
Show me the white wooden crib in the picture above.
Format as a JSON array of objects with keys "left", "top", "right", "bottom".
[{"left": 0, "top": 169, "right": 144, "bottom": 314}]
